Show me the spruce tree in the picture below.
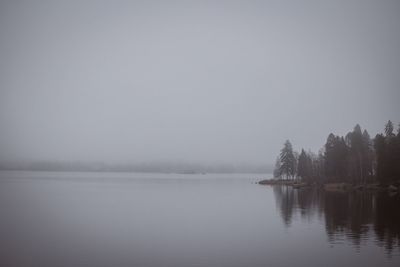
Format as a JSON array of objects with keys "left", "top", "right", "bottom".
[
  {"left": 279, "top": 140, "right": 296, "bottom": 180},
  {"left": 297, "top": 149, "right": 311, "bottom": 182}
]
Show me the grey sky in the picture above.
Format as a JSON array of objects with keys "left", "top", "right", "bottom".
[{"left": 0, "top": 0, "right": 399, "bottom": 165}]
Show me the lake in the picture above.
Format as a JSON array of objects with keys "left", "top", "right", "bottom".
[{"left": 0, "top": 171, "right": 399, "bottom": 267}]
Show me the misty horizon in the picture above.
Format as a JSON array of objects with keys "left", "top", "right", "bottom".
[{"left": 0, "top": 159, "right": 273, "bottom": 174}]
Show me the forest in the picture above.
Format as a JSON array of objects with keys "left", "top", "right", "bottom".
[{"left": 273, "top": 120, "right": 400, "bottom": 186}]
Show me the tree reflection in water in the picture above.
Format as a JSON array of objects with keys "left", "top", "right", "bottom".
[{"left": 273, "top": 186, "right": 400, "bottom": 255}]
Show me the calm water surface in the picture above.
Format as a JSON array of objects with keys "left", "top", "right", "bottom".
[{"left": 0, "top": 171, "right": 399, "bottom": 267}]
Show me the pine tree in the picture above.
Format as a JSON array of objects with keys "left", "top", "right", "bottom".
[
  {"left": 279, "top": 140, "right": 296, "bottom": 180},
  {"left": 374, "top": 134, "right": 387, "bottom": 184},
  {"left": 348, "top": 125, "right": 364, "bottom": 183},
  {"left": 362, "top": 130, "right": 373, "bottom": 180},
  {"left": 374, "top": 122, "right": 398, "bottom": 185},
  {"left": 382, "top": 121, "right": 398, "bottom": 184},
  {"left": 324, "top": 133, "right": 337, "bottom": 179},
  {"left": 324, "top": 134, "right": 348, "bottom": 181},
  {"left": 385, "top": 120, "right": 394, "bottom": 137},
  {"left": 297, "top": 149, "right": 312, "bottom": 182}
]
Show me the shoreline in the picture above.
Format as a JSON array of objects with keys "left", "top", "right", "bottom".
[{"left": 258, "top": 179, "right": 400, "bottom": 193}]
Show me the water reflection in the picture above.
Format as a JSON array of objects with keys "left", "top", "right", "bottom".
[{"left": 273, "top": 186, "right": 400, "bottom": 254}]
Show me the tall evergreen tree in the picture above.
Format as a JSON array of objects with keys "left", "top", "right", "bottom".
[
  {"left": 362, "top": 130, "right": 374, "bottom": 180},
  {"left": 316, "top": 150, "right": 326, "bottom": 182},
  {"left": 297, "top": 149, "right": 312, "bottom": 182},
  {"left": 385, "top": 120, "right": 394, "bottom": 137},
  {"left": 293, "top": 151, "right": 299, "bottom": 180},
  {"left": 348, "top": 125, "right": 364, "bottom": 183},
  {"left": 324, "top": 133, "right": 337, "bottom": 179},
  {"left": 325, "top": 134, "right": 348, "bottom": 181},
  {"left": 279, "top": 140, "right": 296, "bottom": 180},
  {"left": 374, "top": 134, "right": 386, "bottom": 184},
  {"left": 384, "top": 121, "right": 398, "bottom": 183},
  {"left": 374, "top": 121, "right": 399, "bottom": 185}
]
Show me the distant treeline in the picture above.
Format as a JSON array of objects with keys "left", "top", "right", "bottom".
[
  {"left": 0, "top": 161, "right": 273, "bottom": 174},
  {"left": 274, "top": 120, "right": 400, "bottom": 185}
]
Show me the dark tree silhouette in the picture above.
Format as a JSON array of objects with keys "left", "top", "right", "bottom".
[
  {"left": 385, "top": 120, "right": 394, "bottom": 137},
  {"left": 297, "top": 149, "right": 312, "bottom": 182},
  {"left": 279, "top": 140, "right": 296, "bottom": 180},
  {"left": 274, "top": 120, "right": 399, "bottom": 186},
  {"left": 362, "top": 130, "right": 374, "bottom": 181},
  {"left": 374, "top": 121, "right": 400, "bottom": 184},
  {"left": 374, "top": 133, "right": 387, "bottom": 184},
  {"left": 347, "top": 125, "right": 365, "bottom": 183},
  {"left": 324, "top": 134, "right": 348, "bottom": 181}
]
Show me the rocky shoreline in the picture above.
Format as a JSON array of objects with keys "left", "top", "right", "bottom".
[{"left": 258, "top": 179, "right": 400, "bottom": 193}]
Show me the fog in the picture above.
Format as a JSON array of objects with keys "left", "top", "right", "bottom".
[{"left": 1, "top": 0, "right": 399, "bottom": 166}]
